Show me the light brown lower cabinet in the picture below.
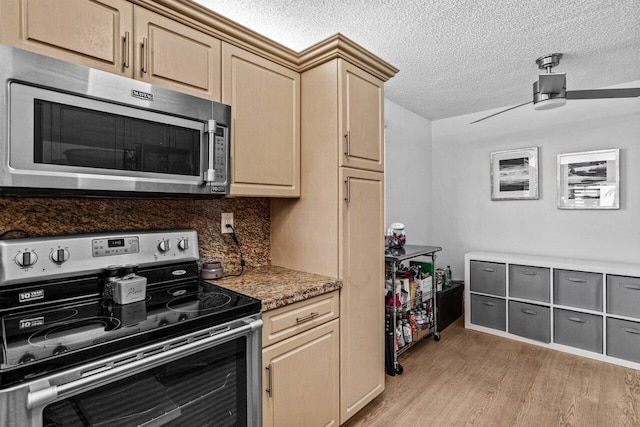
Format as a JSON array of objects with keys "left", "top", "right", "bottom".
[{"left": 262, "top": 318, "right": 340, "bottom": 427}]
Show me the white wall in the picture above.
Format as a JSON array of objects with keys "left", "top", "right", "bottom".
[
  {"left": 384, "top": 99, "right": 433, "bottom": 245},
  {"left": 432, "top": 81, "right": 640, "bottom": 280}
]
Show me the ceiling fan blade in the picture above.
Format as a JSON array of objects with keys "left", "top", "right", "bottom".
[
  {"left": 567, "top": 88, "right": 640, "bottom": 100},
  {"left": 470, "top": 100, "right": 532, "bottom": 124},
  {"left": 538, "top": 73, "right": 566, "bottom": 94}
]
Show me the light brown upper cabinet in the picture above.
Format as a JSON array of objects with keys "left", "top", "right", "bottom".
[
  {"left": 340, "top": 60, "right": 384, "bottom": 172},
  {"left": 0, "top": 0, "right": 133, "bottom": 77},
  {"left": 133, "top": 7, "right": 221, "bottom": 101},
  {"left": 222, "top": 43, "right": 300, "bottom": 197}
]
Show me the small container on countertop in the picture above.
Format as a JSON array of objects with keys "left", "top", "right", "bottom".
[
  {"left": 201, "top": 261, "right": 223, "bottom": 280},
  {"left": 113, "top": 274, "right": 147, "bottom": 305}
]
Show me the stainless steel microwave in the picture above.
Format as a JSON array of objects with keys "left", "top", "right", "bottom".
[{"left": 0, "top": 44, "right": 230, "bottom": 197}]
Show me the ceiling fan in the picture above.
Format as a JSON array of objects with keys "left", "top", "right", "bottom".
[{"left": 471, "top": 53, "right": 640, "bottom": 124}]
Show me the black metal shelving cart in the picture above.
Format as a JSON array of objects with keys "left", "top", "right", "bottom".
[{"left": 385, "top": 244, "right": 442, "bottom": 375}]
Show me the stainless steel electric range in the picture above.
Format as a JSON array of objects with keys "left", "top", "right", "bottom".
[{"left": 0, "top": 229, "right": 262, "bottom": 426}]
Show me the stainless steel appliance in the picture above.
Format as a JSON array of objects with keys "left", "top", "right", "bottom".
[
  {"left": 0, "top": 44, "right": 231, "bottom": 197},
  {"left": 0, "top": 230, "right": 262, "bottom": 426}
]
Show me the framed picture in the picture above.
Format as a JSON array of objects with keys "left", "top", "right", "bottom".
[
  {"left": 557, "top": 149, "right": 620, "bottom": 209},
  {"left": 490, "top": 147, "right": 539, "bottom": 200}
]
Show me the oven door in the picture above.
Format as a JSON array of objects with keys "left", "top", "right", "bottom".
[
  {"left": 6, "top": 82, "right": 228, "bottom": 196},
  {"left": 0, "top": 316, "right": 262, "bottom": 427}
]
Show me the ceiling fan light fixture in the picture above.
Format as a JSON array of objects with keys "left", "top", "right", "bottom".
[{"left": 533, "top": 97, "right": 567, "bottom": 110}]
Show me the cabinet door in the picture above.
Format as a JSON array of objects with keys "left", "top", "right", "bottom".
[
  {"left": 134, "top": 6, "right": 221, "bottom": 101},
  {"left": 262, "top": 319, "right": 339, "bottom": 427},
  {"left": 339, "top": 60, "right": 384, "bottom": 172},
  {"left": 223, "top": 43, "right": 300, "bottom": 197},
  {"left": 1, "top": 0, "right": 133, "bottom": 77},
  {"left": 339, "top": 167, "right": 385, "bottom": 423}
]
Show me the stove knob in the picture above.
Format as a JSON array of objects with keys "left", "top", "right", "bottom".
[
  {"left": 15, "top": 251, "right": 37, "bottom": 268},
  {"left": 178, "top": 238, "right": 190, "bottom": 251},
  {"left": 158, "top": 239, "right": 171, "bottom": 253},
  {"left": 50, "top": 248, "right": 70, "bottom": 264}
]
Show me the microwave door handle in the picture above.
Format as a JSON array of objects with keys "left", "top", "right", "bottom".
[{"left": 204, "top": 120, "right": 217, "bottom": 184}]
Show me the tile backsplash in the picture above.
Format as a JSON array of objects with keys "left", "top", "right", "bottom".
[{"left": 0, "top": 197, "right": 270, "bottom": 271}]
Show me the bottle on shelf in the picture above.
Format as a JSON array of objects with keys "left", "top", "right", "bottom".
[{"left": 445, "top": 265, "right": 452, "bottom": 287}]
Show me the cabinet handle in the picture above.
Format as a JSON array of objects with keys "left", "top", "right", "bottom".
[
  {"left": 142, "top": 37, "right": 148, "bottom": 74},
  {"left": 344, "top": 131, "right": 351, "bottom": 157},
  {"left": 622, "top": 284, "right": 640, "bottom": 291},
  {"left": 344, "top": 177, "right": 351, "bottom": 203},
  {"left": 567, "top": 316, "right": 586, "bottom": 323},
  {"left": 481, "top": 268, "right": 495, "bottom": 272},
  {"left": 521, "top": 309, "right": 538, "bottom": 316},
  {"left": 567, "top": 277, "right": 587, "bottom": 283},
  {"left": 623, "top": 328, "right": 640, "bottom": 335},
  {"left": 296, "top": 312, "right": 320, "bottom": 323},
  {"left": 265, "top": 364, "right": 273, "bottom": 397},
  {"left": 123, "top": 31, "right": 130, "bottom": 68},
  {"left": 481, "top": 301, "right": 495, "bottom": 307},
  {"left": 523, "top": 271, "right": 537, "bottom": 276}
]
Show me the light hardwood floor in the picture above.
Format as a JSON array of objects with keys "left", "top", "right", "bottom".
[{"left": 344, "top": 317, "right": 640, "bottom": 426}]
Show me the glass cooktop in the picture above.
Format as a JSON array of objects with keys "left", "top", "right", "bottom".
[{"left": 0, "top": 279, "right": 260, "bottom": 386}]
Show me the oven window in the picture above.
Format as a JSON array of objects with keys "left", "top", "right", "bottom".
[
  {"left": 33, "top": 100, "right": 200, "bottom": 176},
  {"left": 42, "top": 337, "right": 247, "bottom": 426}
]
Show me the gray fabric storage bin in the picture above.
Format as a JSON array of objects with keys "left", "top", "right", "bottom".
[
  {"left": 470, "top": 261, "right": 506, "bottom": 296},
  {"left": 470, "top": 294, "right": 506, "bottom": 331},
  {"left": 508, "top": 301, "right": 550, "bottom": 343},
  {"left": 509, "top": 265, "right": 550, "bottom": 303},
  {"left": 607, "top": 317, "right": 640, "bottom": 363},
  {"left": 607, "top": 275, "right": 640, "bottom": 318},
  {"left": 554, "top": 269, "right": 602, "bottom": 311},
  {"left": 554, "top": 308, "right": 602, "bottom": 353}
]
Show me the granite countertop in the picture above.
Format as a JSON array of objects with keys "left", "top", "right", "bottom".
[{"left": 208, "top": 265, "right": 341, "bottom": 312}]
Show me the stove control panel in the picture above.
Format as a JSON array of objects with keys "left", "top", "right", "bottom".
[
  {"left": 92, "top": 237, "right": 140, "bottom": 257},
  {"left": 0, "top": 230, "right": 199, "bottom": 286}
]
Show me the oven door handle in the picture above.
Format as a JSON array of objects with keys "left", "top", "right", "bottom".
[{"left": 27, "top": 318, "right": 262, "bottom": 409}]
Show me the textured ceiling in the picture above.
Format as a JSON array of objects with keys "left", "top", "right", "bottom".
[{"left": 194, "top": 0, "right": 640, "bottom": 121}]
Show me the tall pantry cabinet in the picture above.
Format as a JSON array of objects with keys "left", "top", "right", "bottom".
[{"left": 271, "top": 42, "right": 396, "bottom": 423}]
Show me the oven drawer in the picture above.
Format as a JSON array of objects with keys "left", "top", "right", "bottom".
[
  {"left": 607, "top": 275, "right": 640, "bottom": 318},
  {"left": 509, "top": 265, "right": 550, "bottom": 303},
  {"left": 262, "top": 291, "right": 339, "bottom": 347},
  {"left": 470, "top": 261, "right": 506, "bottom": 296},
  {"left": 554, "top": 308, "right": 602, "bottom": 353},
  {"left": 607, "top": 317, "right": 640, "bottom": 363},
  {"left": 470, "top": 294, "right": 506, "bottom": 331},
  {"left": 554, "top": 270, "right": 602, "bottom": 311},
  {"left": 509, "top": 301, "right": 550, "bottom": 343}
]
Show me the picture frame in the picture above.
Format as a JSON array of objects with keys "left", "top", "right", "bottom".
[
  {"left": 490, "top": 147, "right": 539, "bottom": 200},
  {"left": 557, "top": 149, "right": 620, "bottom": 209}
]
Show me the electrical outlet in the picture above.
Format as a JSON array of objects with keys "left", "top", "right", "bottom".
[{"left": 221, "top": 213, "right": 233, "bottom": 234}]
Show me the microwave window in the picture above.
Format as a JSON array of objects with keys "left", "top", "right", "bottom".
[{"left": 33, "top": 100, "right": 201, "bottom": 176}]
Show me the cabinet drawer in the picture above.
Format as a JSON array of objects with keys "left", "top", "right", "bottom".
[
  {"left": 554, "top": 308, "right": 602, "bottom": 353},
  {"left": 470, "top": 294, "right": 506, "bottom": 331},
  {"left": 262, "top": 291, "right": 339, "bottom": 347},
  {"left": 509, "top": 265, "right": 550, "bottom": 303},
  {"left": 554, "top": 270, "right": 602, "bottom": 311},
  {"left": 509, "top": 301, "right": 550, "bottom": 343},
  {"left": 470, "top": 261, "right": 506, "bottom": 296},
  {"left": 607, "top": 275, "right": 640, "bottom": 318},
  {"left": 607, "top": 317, "right": 640, "bottom": 363}
]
